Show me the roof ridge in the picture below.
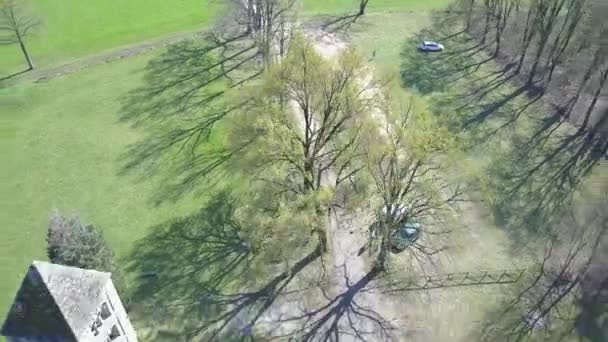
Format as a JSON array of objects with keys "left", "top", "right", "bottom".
[
  {"left": 32, "top": 261, "right": 111, "bottom": 339},
  {"left": 30, "top": 263, "right": 80, "bottom": 341}
]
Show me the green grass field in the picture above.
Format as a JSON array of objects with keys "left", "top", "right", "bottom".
[
  {"left": 0, "top": 51, "right": 211, "bottom": 322},
  {"left": 0, "top": 0, "right": 452, "bottom": 75},
  {"left": 0, "top": 0, "right": 222, "bottom": 75}
]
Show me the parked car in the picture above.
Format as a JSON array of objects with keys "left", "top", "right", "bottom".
[
  {"left": 391, "top": 220, "right": 421, "bottom": 253},
  {"left": 419, "top": 41, "right": 444, "bottom": 52},
  {"left": 374, "top": 205, "right": 422, "bottom": 253}
]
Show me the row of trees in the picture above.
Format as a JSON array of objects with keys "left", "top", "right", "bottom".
[
  {"left": 457, "top": 0, "right": 608, "bottom": 129},
  {"left": 223, "top": 34, "right": 460, "bottom": 270}
]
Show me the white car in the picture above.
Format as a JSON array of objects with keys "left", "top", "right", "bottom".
[{"left": 419, "top": 41, "right": 444, "bottom": 52}]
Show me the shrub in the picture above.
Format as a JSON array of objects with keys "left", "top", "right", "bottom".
[{"left": 46, "top": 210, "right": 127, "bottom": 303}]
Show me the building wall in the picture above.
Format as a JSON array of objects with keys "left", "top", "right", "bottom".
[
  {"left": 102, "top": 281, "right": 138, "bottom": 342},
  {"left": 79, "top": 280, "right": 138, "bottom": 342}
]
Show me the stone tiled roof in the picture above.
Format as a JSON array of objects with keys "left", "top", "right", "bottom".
[{"left": 1, "top": 261, "right": 111, "bottom": 340}]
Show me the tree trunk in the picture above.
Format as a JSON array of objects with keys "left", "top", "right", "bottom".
[
  {"left": 465, "top": 0, "right": 476, "bottom": 32},
  {"left": 247, "top": 0, "right": 254, "bottom": 33},
  {"left": 279, "top": 16, "right": 286, "bottom": 58},
  {"left": 547, "top": 63, "right": 558, "bottom": 84},
  {"left": 374, "top": 222, "right": 391, "bottom": 271},
  {"left": 567, "top": 49, "right": 600, "bottom": 118},
  {"left": 482, "top": 8, "right": 491, "bottom": 44},
  {"left": 494, "top": 36, "right": 501, "bottom": 57},
  {"left": 516, "top": 6, "right": 535, "bottom": 73},
  {"left": 543, "top": 3, "right": 575, "bottom": 85},
  {"left": 494, "top": 11, "right": 503, "bottom": 57},
  {"left": 263, "top": 1, "right": 273, "bottom": 69},
  {"left": 18, "top": 36, "right": 34, "bottom": 70},
  {"left": 358, "top": 0, "right": 369, "bottom": 16},
  {"left": 316, "top": 226, "right": 328, "bottom": 253},
  {"left": 527, "top": 39, "right": 548, "bottom": 85},
  {"left": 528, "top": 0, "right": 567, "bottom": 85},
  {"left": 516, "top": 38, "right": 532, "bottom": 74},
  {"left": 581, "top": 69, "right": 608, "bottom": 130}
]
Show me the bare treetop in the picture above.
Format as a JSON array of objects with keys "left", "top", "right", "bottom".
[{"left": 1, "top": 0, "right": 41, "bottom": 70}]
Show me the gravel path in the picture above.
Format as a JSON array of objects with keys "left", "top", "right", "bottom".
[
  {"left": 3, "top": 27, "right": 209, "bottom": 84},
  {"left": 311, "top": 31, "right": 407, "bottom": 341}
]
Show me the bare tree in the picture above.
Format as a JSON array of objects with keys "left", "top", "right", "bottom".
[
  {"left": 482, "top": 212, "right": 607, "bottom": 341},
  {"left": 515, "top": 3, "right": 538, "bottom": 73},
  {"left": 481, "top": 0, "right": 497, "bottom": 45},
  {"left": 578, "top": 17, "right": 608, "bottom": 128},
  {"left": 230, "top": 35, "right": 378, "bottom": 252},
  {"left": 367, "top": 98, "right": 462, "bottom": 270},
  {"left": 223, "top": 0, "right": 297, "bottom": 68},
  {"left": 581, "top": 63, "right": 608, "bottom": 130},
  {"left": 493, "top": 0, "right": 515, "bottom": 57},
  {"left": 526, "top": 0, "right": 568, "bottom": 85},
  {"left": 464, "top": 0, "right": 476, "bottom": 32},
  {"left": 543, "top": 0, "right": 587, "bottom": 85},
  {"left": 0, "top": 0, "right": 40, "bottom": 70}
]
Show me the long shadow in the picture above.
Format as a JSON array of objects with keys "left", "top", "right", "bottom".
[
  {"left": 127, "top": 190, "right": 324, "bottom": 340},
  {"left": 399, "top": 9, "right": 607, "bottom": 341},
  {"left": 317, "top": 13, "right": 364, "bottom": 34},
  {"left": 119, "top": 34, "right": 262, "bottom": 204},
  {"left": 489, "top": 126, "right": 606, "bottom": 245},
  {"left": 577, "top": 232, "right": 608, "bottom": 342},
  {"left": 269, "top": 266, "right": 395, "bottom": 341},
  {"left": 400, "top": 10, "right": 607, "bottom": 247},
  {"left": 476, "top": 218, "right": 608, "bottom": 341},
  {"left": 0, "top": 68, "right": 30, "bottom": 83}
]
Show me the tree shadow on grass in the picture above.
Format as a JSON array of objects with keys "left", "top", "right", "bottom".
[
  {"left": 118, "top": 35, "right": 262, "bottom": 205},
  {"left": 0, "top": 68, "right": 30, "bottom": 84},
  {"left": 128, "top": 190, "right": 399, "bottom": 340},
  {"left": 476, "top": 215, "right": 607, "bottom": 342},
  {"left": 400, "top": 10, "right": 607, "bottom": 246},
  {"left": 127, "top": 191, "right": 253, "bottom": 340},
  {"left": 127, "top": 190, "right": 327, "bottom": 340},
  {"left": 313, "top": 13, "right": 364, "bottom": 34},
  {"left": 265, "top": 265, "right": 398, "bottom": 341}
]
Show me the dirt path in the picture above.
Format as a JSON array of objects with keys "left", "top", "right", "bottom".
[
  {"left": 3, "top": 27, "right": 209, "bottom": 84},
  {"left": 313, "top": 31, "right": 409, "bottom": 341},
  {"left": 253, "top": 29, "right": 410, "bottom": 341}
]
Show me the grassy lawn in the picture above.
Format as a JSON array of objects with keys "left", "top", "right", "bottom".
[
  {"left": 0, "top": 50, "right": 224, "bottom": 326},
  {"left": 0, "top": 0, "right": 222, "bottom": 75}
]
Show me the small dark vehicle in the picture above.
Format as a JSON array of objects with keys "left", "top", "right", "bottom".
[{"left": 391, "top": 220, "right": 421, "bottom": 253}]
